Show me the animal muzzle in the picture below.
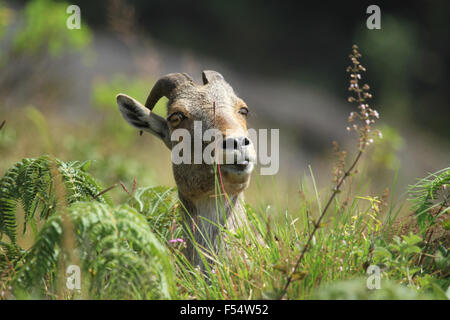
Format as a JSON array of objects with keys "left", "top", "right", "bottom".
[{"left": 218, "top": 135, "right": 256, "bottom": 178}]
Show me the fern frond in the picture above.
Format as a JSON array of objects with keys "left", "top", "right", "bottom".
[
  {"left": 14, "top": 202, "right": 176, "bottom": 299},
  {"left": 0, "top": 158, "right": 31, "bottom": 243},
  {"left": 0, "top": 156, "right": 110, "bottom": 245},
  {"left": 408, "top": 168, "right": 450, "bottom": 230},
  {"left": 0, "top": 240, "right": 24, "bottom": 282},
  {"left": 56, "top": 159, "right": 112, "bottom": 205}
]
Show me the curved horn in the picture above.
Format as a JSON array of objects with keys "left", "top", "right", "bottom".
[
  {"left": 144, "top": 73, "right": 193, "bottom": 110},
  {"left": 202, "top": 70, "right": 224, "bottom": 85}
]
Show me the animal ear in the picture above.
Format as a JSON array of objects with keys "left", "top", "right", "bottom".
[{"left": 116, "top": 93, "right": 171, "bottom": 149}]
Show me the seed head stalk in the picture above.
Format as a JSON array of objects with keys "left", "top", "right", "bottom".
[{"left": 281, "top": 45, "right": 380, "bottom": 298}]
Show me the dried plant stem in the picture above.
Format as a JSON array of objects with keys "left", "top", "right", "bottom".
[
  {"left": 282, "top": 150, "right": 363, "bottom": 297},
  {"left": 281, "top": 45, "right": 377, "bottom": 298},
  {"left": 93, "top": 183, "right": 117, "bottom": 199}
]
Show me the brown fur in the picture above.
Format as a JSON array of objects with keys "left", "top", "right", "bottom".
[{"left": 117, "top": 71, "right": 257, "bottom": 267}]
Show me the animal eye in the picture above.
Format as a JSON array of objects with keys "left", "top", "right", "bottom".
[
  {"left": 167, "top": 112, "right": 186, "bottom": 126},
  {"left": 238, "top": 107, "right": 249, "bottom": 117}
]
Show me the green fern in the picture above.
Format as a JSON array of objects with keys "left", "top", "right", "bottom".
[
  {"left": 13, "top": 202, "right": 175, "bottom": 299},
  {"left": 408, "top": 167, "right": 450, "bottom": 230},
  {"left": 0, "top": 157, "right": 179, "bottom": 298},
  {"left": 0, "top": 156, "right": 111, "bottom": 245},
  {"left": 0, "top": 240, "right": 24, "bottom": 283}
]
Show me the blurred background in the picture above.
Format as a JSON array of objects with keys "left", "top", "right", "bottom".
[{"left": 1, "top": 0, "right": 449, "bottom": 212}]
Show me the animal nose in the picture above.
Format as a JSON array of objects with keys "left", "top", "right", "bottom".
[{"left": 222, "top": 136, "right": 251, "bottom": 151}]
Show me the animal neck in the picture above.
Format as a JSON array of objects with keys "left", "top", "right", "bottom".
[{"left": 178, "top": 191, "right": 247, "bottom": 266}]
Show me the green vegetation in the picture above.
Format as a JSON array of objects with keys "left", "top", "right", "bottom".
[
  {"left": 0, "top": 153, "right": 448, "bottom": 299},
  {"left": 0, "top": 0, "right": 91, "bottom": 68},
  {"left": 0, "top": 50, "right": 448, "bottom": 297},
  {"left": 0, "top": 0, "right": 448, "bottom": 300}
]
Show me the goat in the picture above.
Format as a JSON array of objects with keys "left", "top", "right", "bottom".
[{"left": 116, "top": 71, "right": 256, "bottom": 267}]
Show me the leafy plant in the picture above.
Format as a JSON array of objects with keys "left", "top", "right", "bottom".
[
  {"left": 0, "top": 156, "right": 110, "bottom": 245},
  {"left": 408, "top": 167, "right": 449, "bottom": 229},
  {"left": 12, "top": 202, "right": 175, "bottom": 299},
  {"left": 373, "top": 233, "right": 449, "bottom": 297},
  {"left": 0, "top": 157, "right": 176, "bottom": 299},
  {"left": 373, "top": 233, "right": 422, "bottom": 280}
]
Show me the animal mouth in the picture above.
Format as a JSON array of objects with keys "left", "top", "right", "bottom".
[{"left": 220, "top": 160, "right": 254, "bottom": 176}]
